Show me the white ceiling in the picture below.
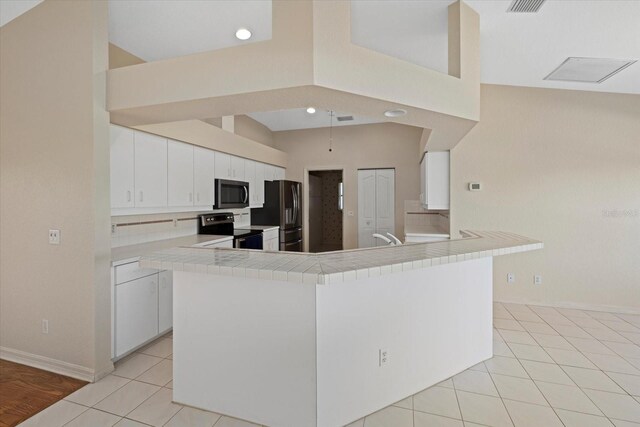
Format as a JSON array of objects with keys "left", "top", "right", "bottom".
[
  {"left": 248, "top": 109, "right": 383, "bottom": 132},
  {"left": 108, "top": 0, "right": 272, "bottom": 62},
  {"left": 351, "top": 0, "right": 640, "bottom": 95}
]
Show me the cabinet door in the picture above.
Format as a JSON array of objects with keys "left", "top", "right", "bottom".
[
  {"left": 245, "top": 160, "right": 258, "bottom": 207},
  {"left": 158, "top": 270, "right": 173, "bottom": 334},
  {"left": 115, "top": 275, "right": 159, "bottom": 357},
  {"left": 255, "top": 162, "right": 265, "bottom": 205},
  {"left": 214, "top": 152, "right": 231, "bottom": 180},
  {"left": 274, "top": 166, "right": 285, "bottom": 180},
  {"left": 167, "top": 140, "right": 194, "bottom": 207},
  {"left": 264, "top": 164, "right": 275, "bottom": 181},
  {"left": 426, "top": 151, "right": 450, "bottom": 210},
  {"left": 110, "top": 125, "right": 135, "bottom": 209},
  {"left": 231, "top": 155, "right": 245, "bottom": 180},
  {"left": 265, "top": 238, "right": 279, "bottom": 252},
  {"left": 134, "top": 132, "right": 168, "bottom": 208},
  {"left": 194, "top": 146, "right": 215, "bottom": 207}
]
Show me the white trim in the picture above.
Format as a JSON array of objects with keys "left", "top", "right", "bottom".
[
  {"left": 495, "top": 298, "right": 640, "bottom": 315},
  {"left": 0, "top": 346, "right": 95, "bottom": 382}
]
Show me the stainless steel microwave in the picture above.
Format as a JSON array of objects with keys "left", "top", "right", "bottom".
[{"left": 214, "top": 179, "right": 250, "bottom": 209}]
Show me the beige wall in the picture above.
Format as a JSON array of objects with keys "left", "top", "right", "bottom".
[
  {"left": 273, "top": 123, "right": 422, "bottom": 250},
  {"left": 451, "top": 85, "right": 640, "bottom": 312},
  {"left": 109, "top": 43, "right": 145, "bottom": 69},
  {"left": 0, "top": 0, "right": 112, "bottom": 378},
  {"left": 235, "top": 115, "right": 275, "bottom": 147}
]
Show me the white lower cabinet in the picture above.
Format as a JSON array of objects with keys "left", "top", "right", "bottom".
[
  {"left": 158, "top": 270, "right": 173, "bottom": 334},
  {"left": 263, "top": 228, "right": 280, "bottom": 251},
  {"left": 115, "top": 274, "right": 159, "bottom": 357}
]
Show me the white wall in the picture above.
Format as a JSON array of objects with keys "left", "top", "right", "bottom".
[
  {"left": 451, "top": 84, "right": 640, "bottom": 312},
  {"left": 317, "top": 258, "right": 492, "bottom": 427}
]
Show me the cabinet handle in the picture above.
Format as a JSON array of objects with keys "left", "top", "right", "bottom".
[
  {"left": 127, "top": 190, "right": 131, "bottom": 202},
  {"left": 189, "top": 192, "right": 193, "bottom": 202},
  {"left": 139, "top": 191, "right": 143, "bottom": 202},
  {"left": 228, "top": 168, "right": 231, "bottom": 177},
  {"left": 197, "top": 192, "right": 200, "bottom": 202}
]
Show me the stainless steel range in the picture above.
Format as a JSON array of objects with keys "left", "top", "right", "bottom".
[{"left": 198, "top": 212, "right": 263, "bottom": 249}]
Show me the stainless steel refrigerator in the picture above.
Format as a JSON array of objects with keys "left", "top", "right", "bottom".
[{"left": 251, "top": 180, "right": 303, "bottom": 251}]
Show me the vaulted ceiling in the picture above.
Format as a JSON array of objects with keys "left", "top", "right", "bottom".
[{"left": 2, "top": 0, "right": 638, "bottom": 133}]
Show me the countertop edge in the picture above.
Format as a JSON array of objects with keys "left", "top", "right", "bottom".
[{"left": 139, "top": 230, "right": 543, "bottom": 285}]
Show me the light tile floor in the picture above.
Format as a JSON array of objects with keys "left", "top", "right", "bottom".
[{"left": 18, "top": 303, "right": 640, "bottom": 427}]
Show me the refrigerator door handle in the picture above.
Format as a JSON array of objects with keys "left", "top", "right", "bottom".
[{"left": 291, "top": 185, "right": 297, "bottom": 224}]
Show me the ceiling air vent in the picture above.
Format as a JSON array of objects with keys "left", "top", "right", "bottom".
[
  {"left": 507, "top": 0, "right": 546, "bottom": 13},
  {"left": 336, "top": 115, "right": 354, "bottom": 122},
  {"left": 544, "top": 57, "right": 637, "bottom": 83}
]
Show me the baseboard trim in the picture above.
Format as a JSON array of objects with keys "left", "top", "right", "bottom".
[
  {"left": 0, "top": 346, "right": 95, "bottom": 382},
  {"left": 495, "top": 298, "right": 640, "bottom": 315}
]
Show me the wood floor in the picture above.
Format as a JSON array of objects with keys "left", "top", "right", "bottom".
[{"left": 0, "top": 359, "right": 87, "bottom": 427}]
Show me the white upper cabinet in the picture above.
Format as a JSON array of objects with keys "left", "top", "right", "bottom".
[
  {"left": 215, "top": 152, "right": 232, "bottom": 180},
  {"left": 254, "top": 162, "right": 265, "bottom": 206},
  {"left": 263, "top": 164, "right": 275, "bottom": 181},
  {"left": 193, "top": 146, "right": 215, "bottom": 207},
  {"left": 134, "top": 132, "right": 168, "bottom": 208},
  {"left": 110, "top": 125, "right": 135, "bottom": 209},
  {"left": 244, "top": 160, "right": 257, "bottom": 207},
  {"left": 230, "top": 155, "right": 245, "bottom": 180},
  {"left": 110, "top": 125, "right": 280, "bottom": 214},
  {"left": 421, "top": 151, "right": 450, "bottom": 210},
  {"left": 167, "top": 140, "right": 194, "bottom": 207}
]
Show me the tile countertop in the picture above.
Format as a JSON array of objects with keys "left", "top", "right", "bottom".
[
  {"left": 112, "top": 235, "right": 233, "bottom": 266},
  {"left": 139, "top": 230, "right": 543, "bottom": 285}
]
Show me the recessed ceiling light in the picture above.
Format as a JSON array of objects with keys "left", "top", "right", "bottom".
[
  {"left": 544, "top": 57, "right": 637, "bottom": 83},
  {"left": 306, "top": 107, "right": 316, "bottom": 114},
  {"left": 235, "top": 28, "right": 252, "bottom": 41},
  {"left": 384, "top": 109, "right": 407, "bottom": 118}
]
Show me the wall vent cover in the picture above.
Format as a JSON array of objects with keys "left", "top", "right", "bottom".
[
  {"left": 544, "top": 57, "right": 637, "bottom": 83},
  {"left": 507, "top": 0, "right": 546, "bottom": 13},
  {"left": 336, "top": 115, "right": 354, "bottom": 122}
]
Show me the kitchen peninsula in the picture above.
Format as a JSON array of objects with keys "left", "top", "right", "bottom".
[{"left": 140, "top": 231, "right": 542, "bottom": 427}]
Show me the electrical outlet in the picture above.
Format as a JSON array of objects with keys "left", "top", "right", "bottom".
[
  {"left": 111, "top": 224, "right": 117, "bottom": 234},
  {"left": 534, "top": 275, "right": 543, "bottom": 285},
  {"left": 42, "top": 319, "right": 49, "bottom": 334},
  {"left": 49, "top": 229, "right": 60, "bottom": 245},
  {"left": 347, "top": 211, "right": 354, "bottom": 217},
  {"left": 507, "top": 273, "right": 515, "bottom": 284},
  {"left": 379, "top": 349, "right": 389, "bottom": 367}
]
